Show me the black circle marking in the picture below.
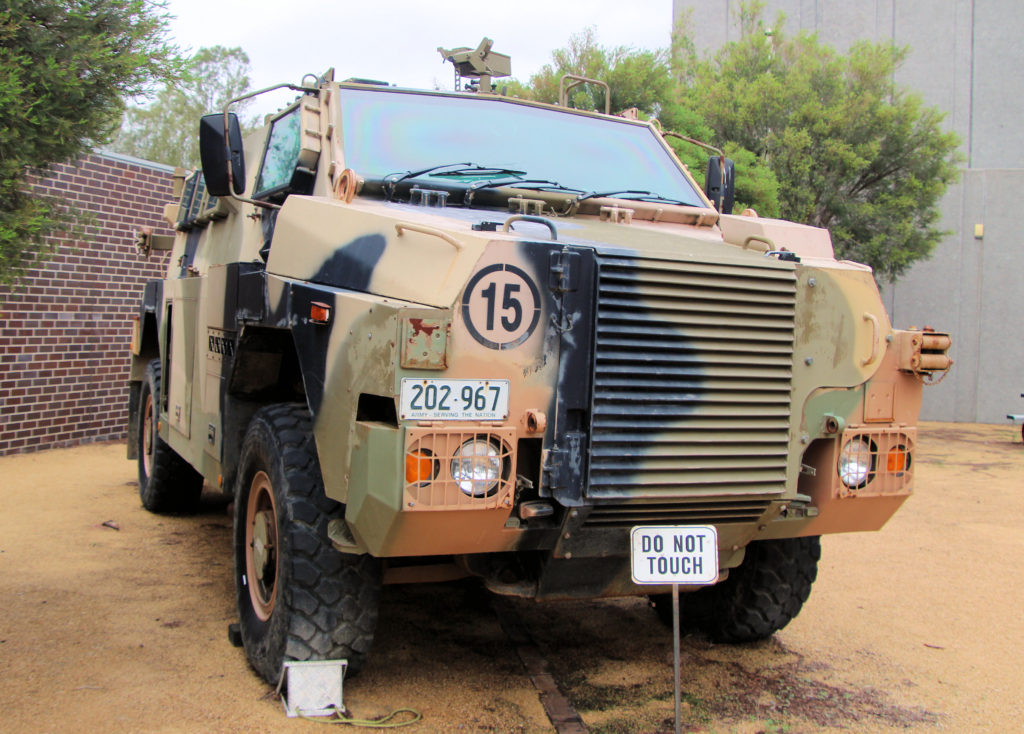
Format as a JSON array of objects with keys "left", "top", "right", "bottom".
[{"left": 462, "top": 264, "right": 542, "bottom": 350}]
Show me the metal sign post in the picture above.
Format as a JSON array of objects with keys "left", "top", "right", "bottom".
[
  {"left": 629, "top": 526, "right": 719, "bottom": 734},
  {"left": 672, "top": 583, "right": 681, "bottom": 734}
]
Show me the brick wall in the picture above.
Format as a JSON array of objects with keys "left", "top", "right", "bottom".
[{"left": 0, "top": 152, "right": 175, "bottom": 455}]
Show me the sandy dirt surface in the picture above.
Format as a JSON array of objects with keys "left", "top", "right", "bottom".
[{"left": 1, "top": 421, "right": 1022, "bottom": 733}]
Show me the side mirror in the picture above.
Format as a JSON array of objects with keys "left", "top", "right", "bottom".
[
  {"left": 199, "top": 113, "right": 246, "bottom": 197},
  {"left": 704, "top": 156, "right": 735, "bottom": 215}
]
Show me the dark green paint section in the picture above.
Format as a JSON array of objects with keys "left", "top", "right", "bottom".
[{"left": 311, "top": 234, "right": 387, "bottom": 293}]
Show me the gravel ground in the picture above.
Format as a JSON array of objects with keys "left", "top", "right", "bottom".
[{"left": 1, "top": 421, "right": 1021, "bottom": 733}]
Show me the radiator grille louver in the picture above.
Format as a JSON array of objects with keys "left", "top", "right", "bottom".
[
  {"left": 583, "top": 498, "right": 775, "bottom": 528},
  {"left": 587, "top": 255, "right": 797, "bottom": 510}
]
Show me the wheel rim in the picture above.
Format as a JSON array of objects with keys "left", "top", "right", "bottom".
[
  {"left": 245, "top": 471, "right": 279, "bottom": 621},
  {"left": 142, "top": 392, "right": 154, "bottom": 480}
]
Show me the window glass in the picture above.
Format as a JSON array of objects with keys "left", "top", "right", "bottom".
[
  {"left": 338, "top": 88, "right": 704, "bottom": 206},
  {"left": 254, "top": 106, "right": 302, "bottom": 197},
  {"left": 177, "top": 172, "right": 199, "bottom": 226},
  {"left": 188, "top": 174, "right": 207, "bottom": 221}
]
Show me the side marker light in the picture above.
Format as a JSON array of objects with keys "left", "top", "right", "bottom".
[{"left": 310, "top": 302, "right": 331, "bottom": 325}]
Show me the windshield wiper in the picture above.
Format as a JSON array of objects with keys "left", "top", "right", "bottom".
[
  {"left": 579, "top": 189, "right": 693, "bottom": 206},
  {"left": 432, "top": 165, "right": 527, "bottom": 177},
  {"left": 384, "top": 162, "right": 526, "bottom": 187},
  {"left": 468, "top": 178, "right": 587, "bottom": 195}
]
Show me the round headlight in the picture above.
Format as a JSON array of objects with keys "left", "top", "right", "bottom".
[
  {"left": 451, "top": 437, "right": 502, "bottom": 497},
  {"left": 838, "top": 437, "right": 874, "bottom": 489}
]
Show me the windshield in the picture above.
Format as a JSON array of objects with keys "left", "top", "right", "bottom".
[{"left": 337, "top": 87, "right": 706, "bottom": 207}]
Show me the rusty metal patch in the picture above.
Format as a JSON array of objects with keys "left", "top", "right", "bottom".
[{"left": 400, "top": 316, "right": 449, "bottom": 369}]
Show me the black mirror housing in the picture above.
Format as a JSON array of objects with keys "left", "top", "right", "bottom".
[
  {"left": 199, "top": 113, "right": 246, "bottom": 197},
  {"left": 704, "top": 156, "right": 735, "bottom": 215}
]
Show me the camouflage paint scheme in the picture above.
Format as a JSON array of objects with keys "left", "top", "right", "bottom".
[{"left": 128, "top": 78, "right": 950, "bottom": 600}]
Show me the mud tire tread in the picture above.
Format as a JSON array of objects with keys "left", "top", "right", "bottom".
[
  {"left": 137, "top": 360, "right": 204, "bottom": 513},
  {"left": 233, "top": 403, "right": 381, "bottom": 684},
  {"left": 651, "top": 536, "right": 820, "bottom": 643}
]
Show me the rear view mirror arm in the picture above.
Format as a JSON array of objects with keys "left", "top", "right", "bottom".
[
  {"left": 660, "top": 131, "right": 734, "bottom": 215},
  {"left": 219, "top": 83, "right": 320, "bottom": 211}
]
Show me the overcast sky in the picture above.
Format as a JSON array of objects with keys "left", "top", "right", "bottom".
[{"left": 162, "top": 0, "right": 674, "bottom": 115}]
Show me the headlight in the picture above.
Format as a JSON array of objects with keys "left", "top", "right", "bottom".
[
  {"left": 838, "top": 437, "right": 874, "bottom": 489},
  {"left": 451, "top": 437, "right": 503, "bottom": 497}
]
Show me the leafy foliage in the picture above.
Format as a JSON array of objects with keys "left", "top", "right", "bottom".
[
  {"left": 511, "top": 27, "right": 674, "bottom": 117},
  {"left": 674, "top": 2, "right": 961, "bottom": 279},
  {"left": 112, "top": 45, "right": 255, "bottom": 168},
  {"left": 0, "top": 0, "right": 180, "bottom": 289}
]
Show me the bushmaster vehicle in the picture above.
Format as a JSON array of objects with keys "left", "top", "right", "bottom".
[{"left": 127, "top": 40, "right": 952, "bottom": 683}]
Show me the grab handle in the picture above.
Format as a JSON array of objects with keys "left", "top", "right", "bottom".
[
  {"left": 862, "top": 312, "right": 881, "bottom": 366},
  {"left": 502, "top": 215, "right": 558, "bottom": 241},
  {"left": 395, "top": 223, "right": 462, "bottom": 251}
]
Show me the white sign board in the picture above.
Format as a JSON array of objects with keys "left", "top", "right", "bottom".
[{"left": 630, "top": 525, "right": 719, "bottom": 585}]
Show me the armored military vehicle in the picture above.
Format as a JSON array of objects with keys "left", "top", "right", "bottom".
[{"left": 127, "top": 39, "right": 951, "bottom": 684}]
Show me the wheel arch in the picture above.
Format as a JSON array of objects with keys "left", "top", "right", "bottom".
[
  {"left": 221, "top": 325, "right": 308, "bottom": 494},
  {"left": 127, "top": 308, "right": 162, "bottom": 461}
]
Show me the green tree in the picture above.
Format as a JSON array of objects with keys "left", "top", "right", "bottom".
[
  {"left": 676, "top": 2, "right": 960, "bottom": 280},
  {"left": 0, "top": 0, "right": 181, "bottom": 289},
  {"left": 512, "top": 27, "right": 673, "bottom": 117},
  {"left": 113, "top": 45, "right": 254, "bottom": 168}
]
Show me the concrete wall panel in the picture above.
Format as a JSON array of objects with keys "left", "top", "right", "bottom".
[
  {"left": 971, "top": 1, "right": 1024, "bottom": 168},
  {"left": 975, "top": 170, "right": 1024, "bottom": 421}
]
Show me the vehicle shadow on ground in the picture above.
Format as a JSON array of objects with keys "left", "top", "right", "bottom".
[
  {"left": 370, "top": 582, "right": 940, "bottom": 733},
  {"left": 159, "top": 490, "right": 943, "bottom": 733}
]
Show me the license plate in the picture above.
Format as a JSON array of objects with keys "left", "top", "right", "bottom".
[
  {"left": 400, "top": 378, "right": 510, "bottom": 421},
  {"left": 630, "top": 525, "right": 719, "bottom": 585}
]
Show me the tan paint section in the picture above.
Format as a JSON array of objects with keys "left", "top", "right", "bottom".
[
  {"left": 307, "top": 288, "right": 408, "bottom": 506},
  {"left": 266, "top": 196, "right": 486, "bottom": 308},
  {"left": 197, "top": 265, "right": 235, "bottom": 463},
  {"left": 782, "top": 334, "right": 928, "bottom": 537},
  {"left": 331, "top": 239, "right": 561, "bottom": 556},
  {"left": 719, "top": 213, "right": 835, "bottom": 259},
  {"left": 165, "top": 278, "right": 199, "bottom": 441}
]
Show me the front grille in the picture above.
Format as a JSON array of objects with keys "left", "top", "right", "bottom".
[
  {"left": 588, "top": 254, "right": 797, "bottom": 501},
  {"left": 583, "top": 498, "right": 776, "bottom": 527}
]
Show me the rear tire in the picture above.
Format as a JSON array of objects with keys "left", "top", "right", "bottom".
[
  {"left": 233, "top": 403, "right": 381, "bottom": 684},
  {"left": 651, "top": 536, "right": 820, "bottom": 642},
  {"left": 137, "top": 359, "right": 204, "bottom": 513}
]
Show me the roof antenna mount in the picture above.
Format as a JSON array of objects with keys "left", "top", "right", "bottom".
[{"left": 438, "top": 37, "right": 511, "bottom": 94}]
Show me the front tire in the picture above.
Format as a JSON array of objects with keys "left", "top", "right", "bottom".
[
  {"left": 652, "top": 536, "right": 821, "bottom": 643},
  {"left": 233, "top": 404, "right": 381, "bottom": 684},
  {"left": 137, "top": 359, "right": 204, "bottom": 513}
]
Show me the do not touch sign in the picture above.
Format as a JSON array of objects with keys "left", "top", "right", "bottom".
[{"left": 630, "top": 525, "right": 719, "bottom": 585}]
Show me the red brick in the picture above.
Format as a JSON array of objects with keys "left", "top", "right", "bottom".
[{"left": 0, "top": 153, "right": 173, "bottom": 456}]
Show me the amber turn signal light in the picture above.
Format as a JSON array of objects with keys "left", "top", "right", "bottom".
[
  {"left": 887, "top": 447, "right": 908, "bottom": 473},
  {"left": 405, "top": 449, "right": 435, "bottom": 484}
]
